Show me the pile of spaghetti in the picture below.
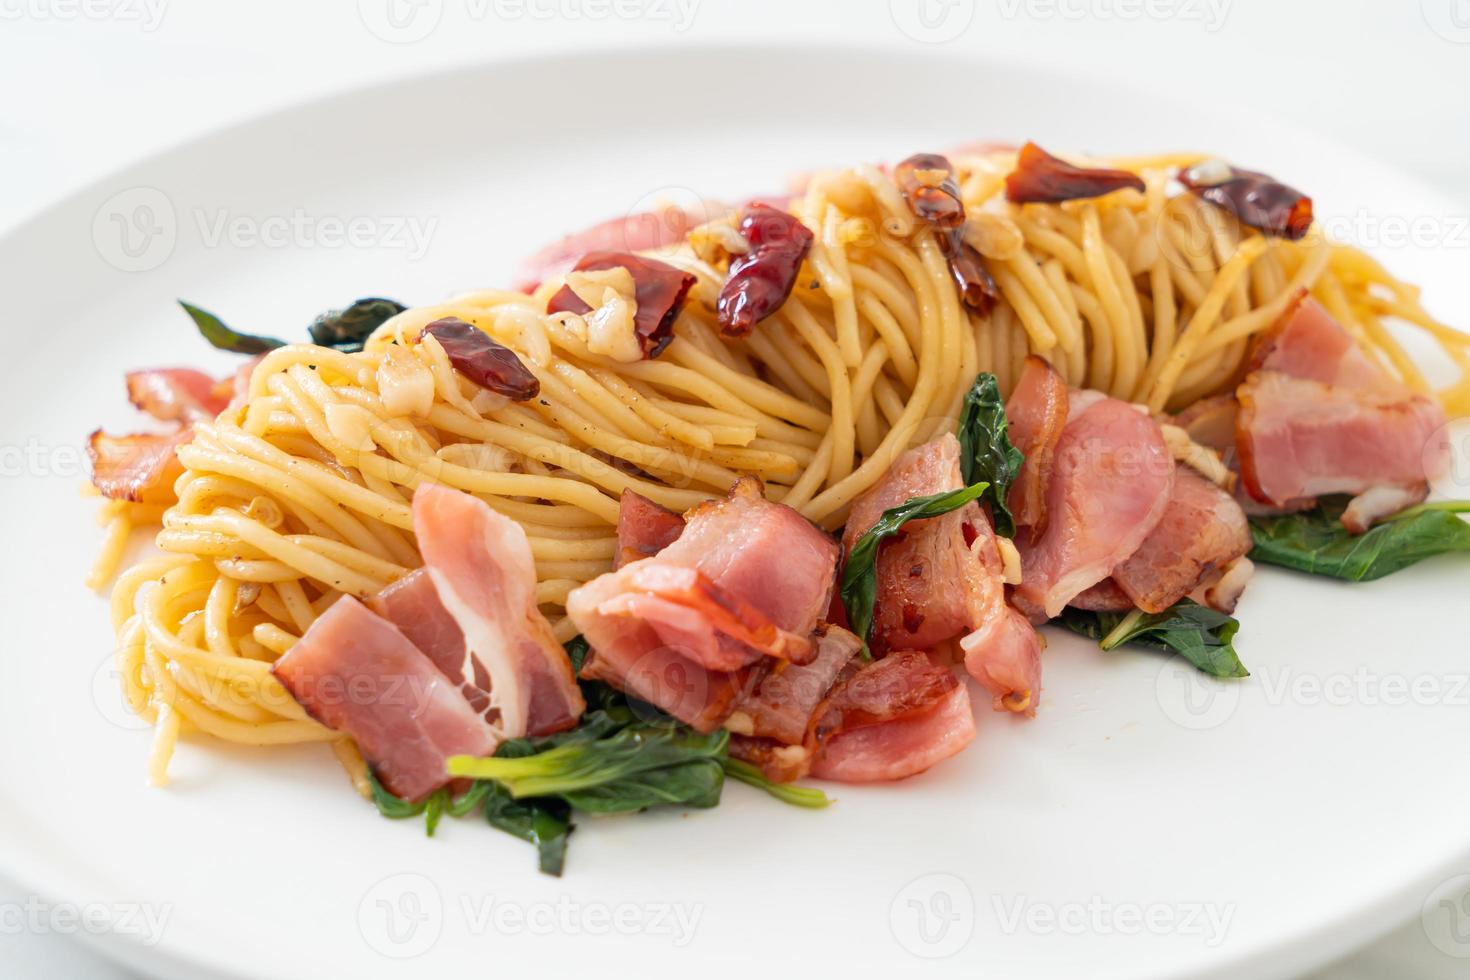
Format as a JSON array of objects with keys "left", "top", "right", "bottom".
[{"left": 88, "top": 144, "right": 1470, "bottom": 787}]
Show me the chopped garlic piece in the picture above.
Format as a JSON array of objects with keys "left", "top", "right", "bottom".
[
  {"left": 996, "top": 534, "right": 1023, "bottom": 585},
  {"left": 376, "top": 343, "right": 435, "bottom": 418}
]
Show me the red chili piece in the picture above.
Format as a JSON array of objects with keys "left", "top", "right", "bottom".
[
  {"left": 1004, "top": 142, "right": 1145, "bottom": 204},
  {"left": 422, "top": 317, "right": 540, "bottom": 401},
  {"left": 1179, "top": 162, "right": 1314, "bottom": 241},
  {"left": 716, "top": 204, "right": 814, "bottom": 338},
  {"left": 894, "top": 152, "right": 966, "bottom": 229},
  {"left": 940, "top": 231, "right": 998, "bottom": 316},
  {"left": 546, "top": 251, "right": 696, "bottom": 359}
]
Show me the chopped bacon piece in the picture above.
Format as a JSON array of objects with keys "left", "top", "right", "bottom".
[
  {"left": 1180, "top": 160, "right": 1313, "bottom": 241},
  {"left": 87, "top": 428, "right": 190, "bottom": 504},
  {"left": 422, "top": 317, "right": 540, "bottom": 401},
  {"left": 365, "top": 569, "right": 466, "bottom": 678},
  {"left": 658, "top": 478, "right": 839, "bottom": 640},
  {"left": 730, "top": 624, "right": 863, "bottom": 747},
  {"left": 568, "top": 479, "right": 839, "bottom": 730},
  {"left": 546, "top": 251, "right": 696, "bottom": 359},
  {"left": 844, "top": 435, "right": 1042, "bottom": 712},
  {"left": 594, "top": 563, "right": 814, "bottom": 671},
  {"left": 1237, "top": 373, "right": 1446, "bottom": 508},
  {"left": 126, "top": 368, "right": 233, "bottom": 424},
  {"left": 271, "top": 596, "right": 498, "bottom": 802},
  {"left": 411, "top": 484, "right": 584, "bottom": 738},
  {"left": 717, "top": 204, "right": 813, "bottom": 337},
  {"left": 1013, "top": 394, "right": 1174, "bottom": 618},
  {"left": 1005, "top": 143, "right": 1145, "bottom": 204},
  {"left": 1005, "top": 356, "right": 1070, "bottom": 539},
  {"left": 1172, "top": 394, "right": 1239, "bottom": 456},
  {"left": 807, "top": 651, "right": 975, "bottom": 783},
  {"left": 1236, "top": 295, "right": 1448, "bottom": 529},
  {"left": 1247, "top": 291, "right": 1389, "bottom": 389},
  {"left": 1111, "top": 467, "right": 1252, "bottom": 614},
  {"left": 1069, "top": 578, "right": 1134, "bottom": 612},
  {"left": 615, "top": 490, "right": 685, "bottom": 568},
  {"left": 1190, "top": 556, "right": 1255, "bottom": 615},
  {"left": 511, "top": 203, "right": 727, "bottom": 292}
]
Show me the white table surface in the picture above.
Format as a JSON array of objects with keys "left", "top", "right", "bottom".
[{"left": 3, "top": 1, "right": 1468, "bottom": 976}]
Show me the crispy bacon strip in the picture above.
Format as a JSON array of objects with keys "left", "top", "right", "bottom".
[
  {"left": 546, "top": 250, "right": 696, "bottom": 359},
  {"left": 597, "top": 563, "right": 815, "bottom": 669},
  {"left": 87, "top": 428, "right": 190, "bottom": 504},
  {"left": 1005, "top": 355, "right": 1069, "bottom": 539},
  {"left": 1005, "top": 142, "right": 1145, "bottom": 204},
  {"left": 125, "top": 368, "right": 232, "bottom": 424},
  {"left": 805, "top": 650, "right": 975, "bottom": 783},
  {"left": 615, "top": 490, "right": 686, "bottom": 568}
]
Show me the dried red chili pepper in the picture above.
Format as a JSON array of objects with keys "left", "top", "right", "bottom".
[
  {"left": 1004, "top": 142, "right": 1145, "bottom": 204},
  {"left": 421, "top": 317, "right": 540, "bottom": 401},
  {"left": 895, "top": 152, "right": 999, "bottom": 316},
  {"left": 894, "top": 152, "right": 966, "bottom": 230},
  {"left": 546, "top": 251, "right": 696, "bottom": 359},
  {"left": 940, "top": 231, "right": 998, "bottom": 316},
  {"left": 716, "top": 204, "right": 814, "bottom": 338},
  {"left": 1179, "top": 160, "right": 1314, "bottom": 241}
]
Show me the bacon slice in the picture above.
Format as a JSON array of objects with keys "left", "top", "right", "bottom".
[
  {"left": 568, "top": 479, "right": 839, "bottom": 730},
  {"left": 271, "top": 596, "right": 498, "bottom": 802},
  {"left": 1237, "top": 373, "right": 1446, "bottom": 509},
  {"left": 844, "top": 434, "right": 1042, "bottom": 712},
  {"left": 87, "top": 428, "right": 190, "bottom": 504},
  {"left": 1068, "top": 578, "right": 1134, "bottom": 612},
  {"left": 1110, "top": 467, "right": 1252, "bottom": 614},
  {"left": 1014, "top": 395, "right": 1174, "bottom": 618},
  {"left": 843, "top": 434, "right": 986, "bottom": 651},
  {"left": 657, "top": 478, "right": 839, "bottom": 640},
  {"left": 511, "top": 203, "right": 728, "bottom": 292},
  {"left": 594, "top": 563, "right": 814, "bottom": 671},
  {"left": 730, "top": 624, "right": 863, "bottom": 747},
  {"left": 365, "top": 569, "right": 467, "bottom": 678},
  {"left": 1005, "top": 355, "right": 1069, "bottom": 539},
  {"left": 1236, "top": 295, "right": 1448, "bottom": 524},
  {"left": 411, "top": 484, "right": 585, "bottom": 738},
  {"left": 615, "top": 490, "right": 685, "bottom": 568},
  {"left": 806, "top": 651, "right": 975, "bottom": 783},
  {"left": 126, "top": 368, "right": 233, "bottom": 423}
]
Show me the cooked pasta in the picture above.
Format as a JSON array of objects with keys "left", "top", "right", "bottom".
[{"left": 91, "top": 147, "right": 1470, "bottom": 786}]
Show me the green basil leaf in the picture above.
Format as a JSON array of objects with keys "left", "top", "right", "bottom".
[
  {"left": 839, "top": 484, "right": 989, "bottom": 653},
  {"left": 447, "top": 725, "right": 729, "bottom": 801},
  {"left": 722, "top": 757, "right": 831, "bottom": 809},
  {"left": 1058, "top": 599, "right": 1248, "bottom": 678},
  {"left": 481, "top": 785, "right": 573, "bottom": 877},
  {"left": 178, "top": 300, "right": 287, "bottom": 354},
  {"left": 1249, "top": 499, "right": 1470, "bottom": 582},
  {"left": 307, "top": 297, "right": 406, "bottom": 353},
  {"left": 957, "top": 372, "right": 1025, "bottom": 537}
]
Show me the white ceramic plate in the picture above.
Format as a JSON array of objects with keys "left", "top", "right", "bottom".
[{"left": 2, "top": 45, "right": 1468, "bottom": 980}]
